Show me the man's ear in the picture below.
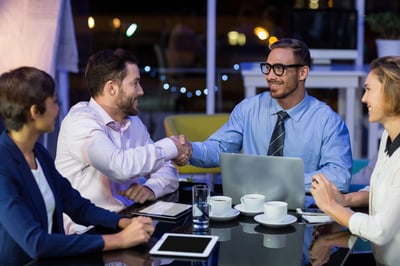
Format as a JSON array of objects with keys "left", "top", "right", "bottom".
[
  {"left": 298, "top": 66, "right": 309, "bottom": 81},
  {"left": 105, "top": 80, "right": 116, "bottom": 96}
]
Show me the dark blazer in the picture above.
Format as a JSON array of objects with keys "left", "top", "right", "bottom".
[
  {"left": 0, "top": 117, "right": 4, "bottom": 133},
  {"left": 0, "top": 132, "right": 121, "bottom": 263}
]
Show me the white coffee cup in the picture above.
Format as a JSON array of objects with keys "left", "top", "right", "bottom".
[
  {"left": 240, "top": 193, "right": 265, "bottom": 212},
  {"left": 263, "top": 201, "right": 288, "bottom": 222},
  {"left": 263, "top": 233, "right": 287, "bottom": 248},
  {"left": 209, "top": 195, "right": 232, "bottom": 216}
]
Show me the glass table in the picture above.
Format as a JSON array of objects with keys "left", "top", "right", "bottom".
[{"left": 28, "top": 185, "right": 370, "bottom": 265}]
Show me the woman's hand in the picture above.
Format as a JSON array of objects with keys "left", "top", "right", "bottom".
[
  {"left": 310, "top": 173, "right": 338, "bottom": 213},
  {"left": 103, "top": 216, "right": 155, "bottom": 251}
]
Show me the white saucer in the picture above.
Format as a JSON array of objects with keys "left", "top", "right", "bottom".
[
  {"left": 254, "top": 214, "right": 297, "bottom": 228},
  {"left": 210, "top": 208, "right": 240, "bottom": 222},
  {"left": 234, "top": 204, "right": 263, "bottom": 216}
]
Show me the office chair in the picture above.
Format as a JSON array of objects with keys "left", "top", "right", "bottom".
[{"left": 164, "top": 113, "right": 230, "bottom": 186}]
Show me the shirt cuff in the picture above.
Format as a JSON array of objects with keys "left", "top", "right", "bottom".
[
  {"left": 348, "top": 211, "right": 368, "bottom": 237},
  {"left": 347, "top": 234, "right": 358, "bottom": 248},
  {"left": 360, "top": 185, "right": 370, "bottom": 192},
  {"left": 190, "top": 142, "right": 201, "bottom": 161},
  {"left": 154, "top": 137, "right": 178, "bottom": 160}
]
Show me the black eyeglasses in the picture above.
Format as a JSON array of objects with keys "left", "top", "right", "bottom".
[{"left": 260, "top": 63, "right": 305, "bottom": 76}]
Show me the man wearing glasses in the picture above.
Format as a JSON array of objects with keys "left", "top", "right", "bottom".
[{"left": 184, "top": 38, "right": 352, "bottom": 192}]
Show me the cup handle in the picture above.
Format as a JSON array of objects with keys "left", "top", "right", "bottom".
[{"left": 240, "top": 197, "right": 245, "bottom": 206}]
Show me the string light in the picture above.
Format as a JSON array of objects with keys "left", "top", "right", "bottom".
[{"left": 87, "top": 16, "right": 95, "bottom": 29}]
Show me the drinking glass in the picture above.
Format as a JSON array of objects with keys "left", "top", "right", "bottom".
[{"left": 192, "top": 184, "right": 210, "bottom": 231}]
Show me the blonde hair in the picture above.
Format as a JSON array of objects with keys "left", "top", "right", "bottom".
[{"left": 369, "top": 56, "right": 400, "bottom": 116}]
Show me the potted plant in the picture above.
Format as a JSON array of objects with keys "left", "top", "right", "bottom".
[{"left": 365, "top": 12, "right": 400, "bottom": 57}]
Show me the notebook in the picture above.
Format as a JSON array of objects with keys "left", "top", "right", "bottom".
[
  {"left": 119, "top": 200, "right": 191, "bottom": 220},
  {"left": 220, "top": 153, "right": 305, "bottom": 210}
]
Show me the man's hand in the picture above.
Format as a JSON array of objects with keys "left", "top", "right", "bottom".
[
  {"left": 170, "top": 135, "right": 192, "bottom": 166},
  {"left": 120, "top": 183, "right": 156, "bottom": 204}
]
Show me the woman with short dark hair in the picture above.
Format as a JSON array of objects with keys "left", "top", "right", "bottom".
[{"left": 0, "top": 66, "right": 154, "bottom": 264}]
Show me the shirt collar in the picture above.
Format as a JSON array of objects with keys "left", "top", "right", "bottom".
[
  {"left": 269, "top": 91, "right": 310, "bottom": 122},
  {"left": 88, "top": 98, "right": 131, "bottom": 132},
  {"left": 107, "top": 120, "right": 130, "bottom": 132},
  {"left": 385, "top": 133, "right": 400, "bottom": 157}
]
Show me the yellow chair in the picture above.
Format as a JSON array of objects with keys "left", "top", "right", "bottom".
[{"left": 164, "top": 113, "right": 230, "bottom": 175}]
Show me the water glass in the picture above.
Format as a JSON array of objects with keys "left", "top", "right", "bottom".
[{"left": 192, "top": 184, "right": 210, "bottom": 231}]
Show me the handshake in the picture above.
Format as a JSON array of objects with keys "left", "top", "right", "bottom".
[{"left": 170, "top": 135, "right": 192, "bottom": 166}]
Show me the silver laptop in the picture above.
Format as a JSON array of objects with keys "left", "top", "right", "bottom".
[{"left": 220, "top": 153, "right": 305, "bottom": 210}]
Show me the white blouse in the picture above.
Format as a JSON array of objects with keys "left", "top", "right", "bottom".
[
  {"left": 32, "top": 159, "right": 56, "bottom": 233},
  {"left": 349, "top": 130, "right": 400, "bottom": 265}
]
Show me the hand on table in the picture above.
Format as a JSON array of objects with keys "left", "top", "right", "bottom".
[
  {"left": 119, "top": 183, "right": 155, "bottom": 204},
  {"left": 117, "top": 216, "right": 155, "bottom": 248},
  {"left": 103, "top": 216, "right": 154, "bottom": 251}
]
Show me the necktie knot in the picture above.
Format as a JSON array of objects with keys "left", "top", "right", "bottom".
[{"left": 277, "top": 111, "right": 289, "bottom": 121}]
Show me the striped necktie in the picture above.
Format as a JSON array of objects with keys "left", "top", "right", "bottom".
[{"left": 267, "top": 111, "right": 290, "bottom": 156}]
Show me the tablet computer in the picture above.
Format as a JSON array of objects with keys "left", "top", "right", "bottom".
[{"left": 149, "top": 233, "right": 219, "bottom": 258}]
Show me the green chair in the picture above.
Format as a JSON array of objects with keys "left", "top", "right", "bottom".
[
  {"left": 163, "top": 113, "right": 229, "bottom": 178},
  {"left": 349, "top": 159, "right": 370, "bottom": 192},
  {"left": 352, "top": 159, "right": 369, "bottom": 175}
]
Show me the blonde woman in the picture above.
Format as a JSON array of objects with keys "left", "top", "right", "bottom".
[{"left": 311, "top": 56, "right": 400, "bottom": 265}]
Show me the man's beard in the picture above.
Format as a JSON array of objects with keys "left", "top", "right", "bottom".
[{"left": 117, "top": 95, "right": 138, "bottom": 116}]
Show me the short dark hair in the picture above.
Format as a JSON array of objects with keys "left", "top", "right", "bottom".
[
  {"left": 370, "top": 56, "right": 400, "bottom": 116},
  {"left": 85, "top": 48, "right": 139, "bottom": 97},
  {"left": 0, "top": 66, "right": 55, "bottom": 131},
  {"left": 269, "top": 38, "right": 312, "bottom": 68}
]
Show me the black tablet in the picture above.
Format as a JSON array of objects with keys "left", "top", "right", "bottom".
[{"left": 149, "top": 233, "right": 219, "bottom": 258}]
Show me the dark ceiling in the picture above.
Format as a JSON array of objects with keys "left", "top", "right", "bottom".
[
  {"left": 69, "top": 0, "right": 399, "bottom": 69},
  {"left": 72, "top": 0, "right": 294, "bottom": 16}
]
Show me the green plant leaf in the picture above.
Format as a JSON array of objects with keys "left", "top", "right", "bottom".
[{"left": 365, "top": 12, "right": 400, "bottom": 39}]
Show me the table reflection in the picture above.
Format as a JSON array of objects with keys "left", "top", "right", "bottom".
[
  {"left": 303, "top": 223, "right": 356, "bottom": 266},
  {"left": 215, "top": 217, "right": 304, "bottom": 266}
]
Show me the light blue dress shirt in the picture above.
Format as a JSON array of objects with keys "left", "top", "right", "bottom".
[{"left": 190, "top": 91, "right": 352, "bottom": 192}]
